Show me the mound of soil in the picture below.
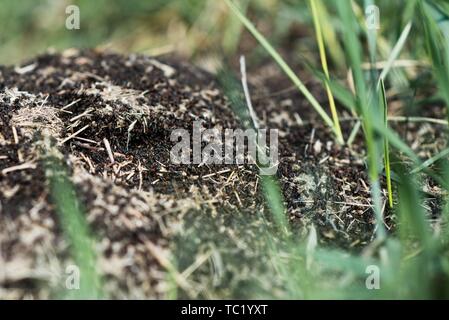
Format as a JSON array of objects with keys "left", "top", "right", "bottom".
[{"left": 1, "top": 49, "right": 446, "bottom": 298}]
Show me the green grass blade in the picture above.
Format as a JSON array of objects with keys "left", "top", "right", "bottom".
[
  {"left": 411, "top": 147, "right": 449, "bottom": 174},
  {"left": 378, "top": 22, "right": 413, "bottom": 84},
  {"left": 364, "top": 0, "right": 378, "bottom": 89},
  {"left": 45, "top": 156, "right": 103, "bottom": 299},
  {"left": 309, "top": 0, "right": 344, "bottom": 145},
  {"left": 380, "top": 79, "right": 394, "bottom": 208},
  {"left": 261, "top": 175, "right": 289, "bottom": 236},
  {"left": 224, "top": 0, "right": 340, "bottom": 140},
  {"left": 420, "top": 1, "right": 449, "bottom": 120},
  {"left": 336, "top": 0, "right": 385, "bottom": 239},
  {"left": 304, "top": 62, "right": 357, "bottom": 111},
  {"left": 395, "top": 164, "right": 430, "bottom": 249},
  {"left": 313, "top": 0, "right": 346, "bottom": 70}
]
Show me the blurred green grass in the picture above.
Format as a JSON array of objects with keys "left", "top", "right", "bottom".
[{"left": 0, "top": 0, "right": 205, "bottom": 63}]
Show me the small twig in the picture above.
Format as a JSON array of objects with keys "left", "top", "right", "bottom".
[
  {"left": 388, "top": 116, "right": 448, "bottom": 126},
  {"left": 80, "top": 152, "right": 96, "bottom": 173},
  {"left": 73, "top": 136, "right": 100, "bottom": 145},
  {"left": 181, "top": 251, "right": 213, "bottom": 279},
  {"left": 59, "top": 125, "right": 90, "bottom": 145},
  {"left": 299, "top": 115, "right": 449, "bottom": 127},
  {"left": 70, "top": 108, "right": 93, "bottom": 122},
  {"left": 61, "top": 98, "right": 81, "bottom": 111},
  {"left": 2, "top": 162, "right": 36, "bottom": 175},
  {"left": 103, "top": 138, "right": 115, "bottom": 164},
  {"left": 202, "top": 169, "right": 232, "bottom": 179},
  {"left": 73, "top": 141, "right": 104, "bottom": 151},
  {"left": 234, "top": 190, "right": 243, "bottom": 207},
  {"left": 333, "top": 201, "right": 373, "bottom": 208},
  {"left": 137, "top": 160, "right": 144, "bottom": 190},
  {"left": 11, "top": 126, "right": 24, "bottom": 162},
  {"left": 11, "top": 126, "right": 19, "bottom": 144},
  {"left": 240, "top": 55, "right": 260, "bottom": 130},
  {"left": 127, "top": 120, "right": 138, "bottom": 151}
]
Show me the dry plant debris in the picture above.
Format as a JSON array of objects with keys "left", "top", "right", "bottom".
[{"left": 0, "top": 49, "right": 447, "bottom": 298}]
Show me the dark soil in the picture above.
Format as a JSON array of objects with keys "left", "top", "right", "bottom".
[{"left": 1, "top": 49, "right": 447, "bottom": 298}]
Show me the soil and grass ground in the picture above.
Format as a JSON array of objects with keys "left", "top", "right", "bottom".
[
  {"left": 1, "top": 48, "right": 447, "bottom": 299},
  {"left": 2, "top": 0, "right": 449, "bottom": 300}
]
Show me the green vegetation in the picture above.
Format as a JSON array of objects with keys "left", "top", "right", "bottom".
[
  {"left": 222, "top": 0, "right": 449, "bottom": 299},
  {"left": 3, "top": 0, "right": 449, "bottom": 299},
  {"left": 43, "top": 146, "right": 102, "bottom": 299}
]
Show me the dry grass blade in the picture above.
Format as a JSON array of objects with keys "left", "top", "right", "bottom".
[
  {"left": 309, "top": 0, "right": 344, "bottom": 145},
  {"left": 224, "top": 0, "right": 340, "bottom": 141}
]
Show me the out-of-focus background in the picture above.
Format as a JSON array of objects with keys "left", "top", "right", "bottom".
[
  {"left": 0, "top": 0, "right": 430, "bottom": 79},
  {"left": 0, "top": 0, "right": 247, "bottom": 65},
  {"left": 0, "top": 0, "right": 429, "bottom": 79}
]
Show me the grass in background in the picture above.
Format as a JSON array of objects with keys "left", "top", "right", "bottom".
[
  {"left": 335, "top": 0, "right": 385, "bottom": 239},
  {"left": 224, "top": 0, "right": 344, "bottom": 144},
  {"left": 420, "top": 1, "right": 449, "bottom": 121},
  {"left": 308, "top": 0, "right": 344, "bottom": 145},
  {"left": 380, "top": 79, "right": 394, "bottom": 208},
  {"left": 222, "top": 0, "right": 449, "bottom": 299}
]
